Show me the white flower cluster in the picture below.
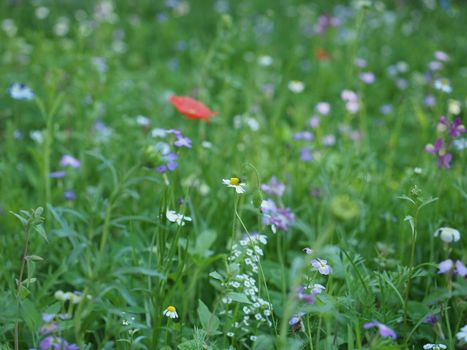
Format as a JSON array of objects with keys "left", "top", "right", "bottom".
[{"left": 221, "top": 234, "right": 272, "bottom": 340}]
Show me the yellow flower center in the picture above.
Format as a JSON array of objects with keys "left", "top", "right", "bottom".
[
  {"left": 230, "top": 177, "right": 240, "bottom": 186},
  {"left": 167, "top": 306, "right": 176, "bottom": 312}
]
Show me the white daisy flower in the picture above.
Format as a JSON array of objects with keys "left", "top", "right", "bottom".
[
  {"left": 166, "top": 210, "right": 192, "bottom": 226},
  {"left": 163, "top": 305, "right": 178, "bottom": 319},
  {"left": 288, "top": 80, "right": 305, "bottom": 93},
  {"left": 434, "top": 227, "right": 460, "bottom": 243},
  {"left": 434, "top": 78, "right": 452, "bottom": 93},
  {"left": 222, "top": 177, "right": 246, "bottom": 194}
]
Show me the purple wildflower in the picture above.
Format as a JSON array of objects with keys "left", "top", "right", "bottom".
[
  {"left": 296, "top": 286, "right": 315, "bottom": 304},
  {"left": 174, "top": 136, "right": 192, "bottom": 148},
  {"left": 166, "top": 161, "right": 178, "bottom": 171},
  {"left": 424, "top": 95, "right": 436, "bottom": 107},
  {"left": 359, "top": 72, "right": 375, "bottom": 84},
  {"left": 322, "top": 134, "right": 336, "bottom": 146},
  {"left": 289, "top": 312, "right": 305, "bottom": 333},
  {"left": 434, "top": 50, "right": 449, "bottom": 62},
  {"left": 424, "top": 314, "right": 439, "bottom": 324},
  {"left": 49, "top": 171, "right": 66, "bottom": 179},
  {"left": 261, "top": 177, "right": 285, "bottom": 197},
  {"left": 341, "top": 89, "right": 358, "bottom": 102},
  {"left": 354, "top": 57, "right": 367, "bottom": 68},
  {"left": 437, "top": 153, "right": 452, "bottom": 168},
  {"left": 39, "top": 322, "right": 60, "bottom": 335},
  {"left": 300, "top": 148, "right": 313, "bottom": 161},
  {"left": 64, "top": 191, "right": 76, "bottom": 201},
  {"left": 261, "top": 199, "right": 295, "bottom": 233},
  {"left": 425, "top": 138, "right": 443, "bottom": 154},
  {"left": 42, "top": 314, "right": 55, "bottom": 323},
  {"left": 39, "top": 336, "right": 79, "bottom": 350},
  {"left": 165, "top": 152, "right": 178, "bottom": 169},
  {"left": 363, "top": 320, "right": 397, "bottom": 339},
  {"left": 438, "top": 259, "right": 453, "bottom": 274},
  {"left": 309, "top": 116, "right": 320, "bottom": 128},
  {"left": 316, "top": 14, "right": 339, "bottom": 35},
  {"left": 294, "top": 131, "right": 313, "bottom": 141},
  {"left": 288, "top": 313, "right": 304, "bottom": 326},
  {"left": 315, "top": 102, "right": 330, "bottom": 115},
  {"left": 311, "top": 258, "right": 332, "bottom": 275},
  {"left": 60, "top": 155, "right": 80, "bottom": 168},
  {"left": 156, "top": 165, "right": 167, "bottom": 173},
  {"left": 455, "top": 260, "right": 467, "bottom": 277},
  {"left": 448, "top": 117, "right": 466, "bottom": 137},
  {"left": 425, "top": 138, "right": 452, "bottom": 169},
  {"left": 425, "top": 117, "right": 465, "bottom": 168},
  {"left": 429, "top": 61, "right": 443, "bottom": 71},
  {"left": 310, "top": 283, "right": 325, "bottom": 294},
  {"left": 167, "top": 128, "right": 182, "bottom": 138},
  {"left": 157, "top": 152, "right": 178, "bottom": 173}
]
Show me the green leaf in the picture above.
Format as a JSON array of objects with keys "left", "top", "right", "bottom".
[
  {"left": 407, "top": 301, "right": 429, "bottom": 323},
  {"left": 26, "top": 255, "right": 44, "bottom": 261},
  {"left": 209, "top": 271, "right": 224, "bottom": 281},
  {"left": 418, "top": 197, "right": 438, "bottom": 210},
  {"left": 197, "top": 299, "right": 219, "bottom": 334},
  {"left": 113, "top": 267, "right": 165, "bottom": 278},
  {"left": 404, "top": 215, "right": 415, "bottom": 234},
  {"left": 33, "top": 224, "right": 48, "bottom": 242},
  {"left": 10, "top": 211, "right": 28, "bottom": 226},
  {"left": 192, "top": 230, "right": 217, "bottom": 257},
  {"left": 253, "top": 335, "right": 274, "bottom": 350},
  {"left": 44, "top": 302, "right": 61, "bottom": 316},
  {"left": 18, "top": 286, "right": 31, "bottom": 299},
  {"left": 396, "top": 195, "right": 416, "bottom": 205},
  {"left": 20, "top": 299, "right": 40, "bottom": 334},
  {"left": 226, "top": 292, "right": 251, "bottom": 304}
]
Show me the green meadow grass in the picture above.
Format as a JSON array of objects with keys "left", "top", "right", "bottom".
[{"left": 0, "top": 1, "right": 466, "bottom": 349}]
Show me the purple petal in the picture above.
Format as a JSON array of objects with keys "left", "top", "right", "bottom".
[
  {"left": 455, "top": 260, "right": 467, "bottom": 277},
  {"left": 378, "top": 323, "right": 397, "bottom": 339},
  {"left": 49, "top": 171, "right": 66, "bottom": 179},
  {"left": 437, "top": 153, "right": 452, "bottom": 168},
  {"left": 42, "top": 313, "right": 55, "bottom": 323},
  {"left": 156, "top": 165, "right": 167, "bottom": 173},
  {"left": 438, "top": 259, "right": 453, "bottom": 274},
  {"left": 167, "top": 162, "right": 178, "bottom": 171},
  {"left": 60, "top": 155, "right": 81, "bottom": 168},
  {"left": 363, "top": 320, "right": 378, "bottom": 329}
]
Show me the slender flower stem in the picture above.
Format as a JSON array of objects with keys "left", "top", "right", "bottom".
[
  {"left": 230, "top": 193, "right": 239, "bottom": 248},
  {"left": 14, "top": 222, "right": 31, "bottom": 350}
]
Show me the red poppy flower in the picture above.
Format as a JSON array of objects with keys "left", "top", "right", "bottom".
[{"left": 169, "top": 95, "right": 218, "bottom": 121}]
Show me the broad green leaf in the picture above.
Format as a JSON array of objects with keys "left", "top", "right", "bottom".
[
  {"left": 33, "top": 224, "right": 48, "bottom": 242},
  {"left": 226, "top": 292, "right": 251, "bottom": 304},
  {"left": 10, "top": 212, "right": 28, "bottom": 226},
  {"left": 209, "top": 271, "right": 224, "bottom": 281},
  {"left": 197, "top": 299, "right": 219, "bottom": 334}
]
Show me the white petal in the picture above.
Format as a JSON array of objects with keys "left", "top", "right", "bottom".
[{"left": 235, "top": 186, "right": 245, "bottom": 194}]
